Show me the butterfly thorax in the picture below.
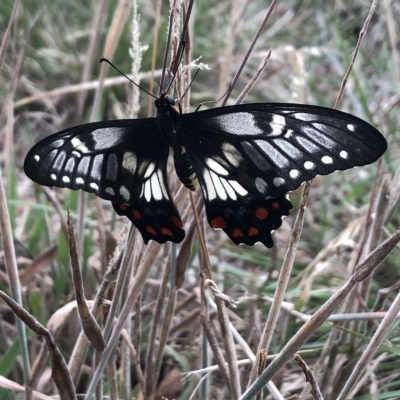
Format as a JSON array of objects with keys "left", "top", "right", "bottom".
[
  {"left": 155, "top": 93, "right": 180, "bottom": 147},
  {"left": 155, "top": 94, "right": 199, "bottom": 191}
]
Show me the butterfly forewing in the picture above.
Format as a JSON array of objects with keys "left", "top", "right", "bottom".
[
  {"left": 25, "top": 119, "right": 159, "bottom": 202},
  {"left": 179, "top": 103, "right": 387, "bottom": 198}
]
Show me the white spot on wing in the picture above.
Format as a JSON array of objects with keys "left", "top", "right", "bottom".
[
  {"left": 205, "top": 158, "right": 229, "bottom": 176},
  {"left": 90, "top": 128, "right": 126, "bottom": 149},
  {"left": 106, "top": 154, "right": 118, "bottom": 181},
  {"left": 272, "top": 138, "right": 303, "bottom": 160},
  {"left": 71, "top": 151, "right": 81, "bottom": 158},
  {"left": 273, "top": 177, "right": 285, "bottom": 187},
  {"left": 91, "top": 154, "right": 104, "bottom": 181},
  {"left": 293, "top": 113, "right": 315, "bottom": 122},
  {"left": 284, "top": 129, "right": 293, "bottom": 138},
  {"left": 64, "top": 157, "right": 76, "bottom": 174},
  {"left": 77, "top": 157, "right": 90, "bottom": 177},
  {"left": 340, "top": 150, "right": 348, "bottom": 159},
  {"left": 71, "top": 138, "right": 89, "bottom": 153},
  {"left": 62, "top": 176, "right": 70, "bottom": 183},
  {"left": 150, "top": 173, "right": 163, "bottom": 200},
  {"left": 221, "top": 142, "right": 243, "bottom": 167},
  {"left": 122, "top": 152, "right": 137, "bottom": 175},
  {"left": 76, "top": 177, "right": 84, "bottom": 184},
  {"left": 321, "top": 156, "right": 333, "bottom": 164},
  {"left": 53, "top": 151, "right": 67, "bottom": 171},
  {"left": 229, "top": 180, "right": 248, "bottom": 196},
  {"left": 271, "top": 114, "right": 286, "bottom": 136},
  {"left": 210, "top": 171, "right": 227, "bottom": 200},
  {"left": 217, "top": 112, "right": 263, "bottom": 135},
  {"left": 90, "top": 182, "right": 99, "bottom": 190},
  {"left": 220, "top": 178, "right": 237, "bottom": 200},
  {"left": 289, "top": 169, "right": 299, "bottom": 178},
  {"left": 119, "top": 185, "right": 130, "bottom": 201},
  {"left": 296, "top": 132, "right": 333, "bottom": 153},
  {"left": 295, "top": 136, "right": 322, "bottom": 153},
  {"left": 272, "top": 114, "right": 286, "bottom": 126},
  {"left": 53, "top": 139, "right": 65, "bottom": 147},
  {"left": 347, "top": 124, "right": 355, "bottom": 132},
  {"left": 144, "top": 162, "right": 156, "bottom": 179},
  {"left": 255, "top": 140, "right": 289, "bottom": 168},
  {"left": 203, "top": 169, "right": 217, "bottom": 201},
  {"left": 255, "top": 177, "right": 268, "bottom": 194},
  {"left": 105, "top": 187, "right": 115, "bottom": 196},
  {"left": 51, "top": 174, "right": 57, "bottom": 180},
  {"left": 304, "top": 161, "right": 314, "bottom": 170},
  {"left": 34, "top": 155, "right": 40, "bottom": 161},
  {"left": 144, "top": 181, "right": 151, "bottom": 202}
]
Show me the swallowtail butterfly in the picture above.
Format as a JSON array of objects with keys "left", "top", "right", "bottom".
[{"left": 24, "top": 94, "right": 387, "bottom": 247}]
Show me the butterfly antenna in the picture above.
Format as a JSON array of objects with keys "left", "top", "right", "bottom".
[
  {"left": 99, "top": 58, "right": 157, "bottom": 99},
  {"left": 180, "top": 68, "right": 201, "bottom": 102},
  {"left": 192, "top": 86, "right": 231, "bottom": 112},
  {"left": 192, "top": 85, "right": 234, "bottom": 112}
]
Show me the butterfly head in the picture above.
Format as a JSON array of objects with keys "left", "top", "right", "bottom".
[{"left": 155, "top": 93, "right": 176, "bottom": 112}]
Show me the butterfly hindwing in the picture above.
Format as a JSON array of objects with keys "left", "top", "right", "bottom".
[
  {"left": 24, "top": 119, "right": 185, "bottom": 243},
  {"left": 112, "top": 198, "right": 185, "bottom": 245},
  {"left": 205, "top": 192, "right": 292, "bottom": 247}
]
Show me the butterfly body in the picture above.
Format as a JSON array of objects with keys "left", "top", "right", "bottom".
[
  {"left": 24, "top": 95, "right": 387, "bottom": 247},
  {"left": 154, "top": 94, "right": 200, "bottom": 191}
]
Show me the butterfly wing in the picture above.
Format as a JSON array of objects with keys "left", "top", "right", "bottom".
[
  {"left": 178, "top": 103, "right": 386, "bottom": 246},
  {"left": 24, "top": 119, "right": 185, "bottom": 244}
]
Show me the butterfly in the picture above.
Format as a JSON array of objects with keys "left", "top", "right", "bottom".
[{"left": 24, "top": 93, "right": 387, "bottom": 247}]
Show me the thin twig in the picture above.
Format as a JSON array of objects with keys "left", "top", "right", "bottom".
[{"left": 333, "top": 0, "right": 377, "bottom": 110}]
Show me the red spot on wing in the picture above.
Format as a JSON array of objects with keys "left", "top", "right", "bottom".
[
  {"left": 248, "top": 227, "right": 259, "bottom": 236},
  {"left": 232, "top": 228, "right": 243, "bottom": 238},
  {"left": 132, "top": 209, "right": 141, "bottom": 219},
  {"left": 171, "top": 216, "right": 183, "bottom": 228},
  {"left": 119, "top": 204, "right": 128, "bottom": 211},
  {"left": 161, "top": 227, "right": 173, "bottom": 236},
  {"left": 146, "top": 226, "right": 156, "bottom": 235},
  {"left": 211, "top": 216, "right": 226, "bottom": 229},
  {"left": 272, "top": 202, "right": 280, "bottom": 209},
  {"left": 255, "top": 207, "right": 268, "bottom": 220}
]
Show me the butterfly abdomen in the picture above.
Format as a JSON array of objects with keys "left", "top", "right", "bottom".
[
  {"left": 155, "top": 94, "right": 199, "bottom": 191},
  {"left": 173, "top": 146, "right": 199, "bottom": 191}
]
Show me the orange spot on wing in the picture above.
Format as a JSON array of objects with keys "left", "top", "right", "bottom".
[
  {"left": 161, "top": 227, "right": 173, "bottom": 236},
  {"left": 211, "top": 216, "right": 226, "bottom": 229},
  {"left": 232, "top": 228, "right": 243, "bottom": 238},
  {"left": 171, "top": 216, "right": 183, "bottom": 228},
  {"left": 248, "top": 227, "right": 259, "bottom": 236},
  {"left": 119, "top": 204, "right": 128, "bottom": 211},
  {"left": 146, "top": 226, "right": 156, "bottom": 235},
  {"left": 255, "top": 207, "right": 268, "bottom": 220},
  {"left": 132, "top": 209, "right": 141, "bottom": 219},
  {"left": 272, "top": 202, "right": 280, "bottom": 209}
]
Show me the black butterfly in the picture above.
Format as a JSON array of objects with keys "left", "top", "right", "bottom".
[{"left": 24, "top": 94, "right": 387, "bottom": 247}]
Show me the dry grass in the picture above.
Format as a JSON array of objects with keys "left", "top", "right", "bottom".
[{"left": 0, "top": 0, "right": 400, "bottom": 399}]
